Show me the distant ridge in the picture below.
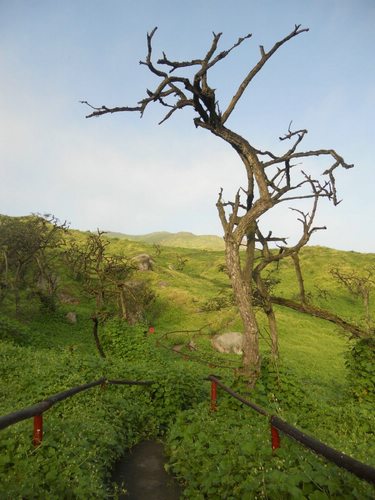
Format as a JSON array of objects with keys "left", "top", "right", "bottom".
[{"left": 106, "top": 231, "right": 225, "bottom": 251}]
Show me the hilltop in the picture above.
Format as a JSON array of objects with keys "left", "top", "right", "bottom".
[{"left": 106, "top": 230, "right": 225, "bottom": 251}]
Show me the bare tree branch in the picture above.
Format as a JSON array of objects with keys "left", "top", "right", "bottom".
[
  {"left": 80, "top": 101, "right": 143, "bottom": 119},
  {"left": 221, "top": 25, "right": 309, "bottom": 124}
]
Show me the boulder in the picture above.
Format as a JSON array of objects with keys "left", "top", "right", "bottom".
[
  {"left": 66, "top": 312, "right": 77, "bottom": 324},
  {"left": 211, "top": 332, "right": 243, "bottom": 355},
  {"left": 133, "top": 254, "right": 154, "bottom": 271}
]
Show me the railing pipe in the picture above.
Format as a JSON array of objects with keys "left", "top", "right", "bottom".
[
  {"left": 206, "top": 375, "right": 375, "bottom": 485},
  {"left": 271, "top": 415, "right": 375, "bottom": 485},
  {"left": 207, "top": 375, "right": 268, "bottom": 416},
  {"left": 0, "top": 378, "right": 154, "bottom": 433}
]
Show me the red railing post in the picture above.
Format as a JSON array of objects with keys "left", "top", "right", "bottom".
[
  {"left": 33, "top": 414, "right": 43, "bottom": 447},
  {"left": 271, "top": 423, "right": 280, "bottom": 451},
  {"left": 210, "top": 379, "right": 218, "bottom": 412}
]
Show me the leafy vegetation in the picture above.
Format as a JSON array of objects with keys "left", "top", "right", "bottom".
[{"left": 0, "top": 218, "right": 374, "bottom": 498}]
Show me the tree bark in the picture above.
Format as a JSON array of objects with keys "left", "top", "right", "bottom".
[
  {"left": 225, "top": 238, "right": 260, "bottom": 385},
  {"left": 291, "top": 252, "right": 307, "bottom": 304},
  {"left": 92, "top": 316, "right": 106, "bottom": 358},
  {"left": 253, "top": 271, "right": 279, "bottom": 359},
  {"left": 119, "top": 287, "right": 127, "bottom": 319},
  {"left": 363, "top": 290, "right": 371, "bottom": 334}
]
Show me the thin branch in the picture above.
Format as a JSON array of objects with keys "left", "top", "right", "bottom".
[
  {"left": 216, "top": 188, "right": 229, "bottom": 231},
  {"left": 80, "top": 101, "right": 143, "bottom": 119},
  {"left": 197, "top": 32, "right": 253, "bottom": 78},
  {"left": 222, "top": 25, "right": 309, "bottom": 124},
  {"left": 139, "top": 27, "right": 168, "bottom": 78}
]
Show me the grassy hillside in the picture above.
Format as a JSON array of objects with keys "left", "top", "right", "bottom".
[
  {"left": 0, "top": 223, "right": 374, "bottom": 498},
  {"left": 106, "top": 230, "right": 225, "bottom": 250}
]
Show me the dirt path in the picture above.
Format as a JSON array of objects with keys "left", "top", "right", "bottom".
[{"left": 111, "top": 440, "right": 182, "bottom": 499}]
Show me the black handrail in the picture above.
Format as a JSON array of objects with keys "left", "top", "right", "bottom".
[
  {"left": 1, "top": 373, "right": 374, "bottom": 486},
  {"left": 0, "top": 377, "right": 154, "bottom": 431},
  {"left": 207, "top": 375, "right": 375, "bottom": 485}
]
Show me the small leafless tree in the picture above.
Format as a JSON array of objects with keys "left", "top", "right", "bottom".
[
  {"left": 82, "top": 25, "right": 353, "bottom": 385},
  {"left": 331, "top": 266, "right": 375, "bottom": 334},
  {"left": 64, "top": 230, "right": 134, "bottom": 315}
]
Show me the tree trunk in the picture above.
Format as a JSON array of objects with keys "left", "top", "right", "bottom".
[
  {"left": 95, "top": 289, "right": 104, "bottom": 310},
  {"left": 225, "top": 238, "right": 260, "bottom": 385},
  {"left": 14, "top": 288, "right": 20, "bottom": 316},
  {"left": 92, "top": 316, "right": 106, "bottom": 358},
  {"left": 119, "top": 287, "right": 127, "bottom": 319},
  {"left": 291, "top": 252, "right": 307, "bottom": 304},
  {"left": 253, "top": 271, "right": 279, "bottom": 360},
  {"left": 363, "top": 290, "right": 371, "bottom": 334},
  {"left": 14, "top": 266, "right": 22, "bottom": 316}
]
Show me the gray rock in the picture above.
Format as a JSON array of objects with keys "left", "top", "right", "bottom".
[
  {"left": 66, "top": 312, "right": 77, "bottom": 324},
  {"left": 133, "top": 254, "right": 154, "bottom": 271},
  {"left": 211, "top": 332, "right": 243, "bottom": 355}
]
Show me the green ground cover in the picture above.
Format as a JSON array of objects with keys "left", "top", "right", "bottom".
[{"left": 0, "top": 229, "right": 374, "bottom": 498}]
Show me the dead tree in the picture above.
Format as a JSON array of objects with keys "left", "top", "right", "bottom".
[
  {"left": 64, "top": 230, "right": 134, "bottom": 316},
  {"left": 82, "top": 26, "right": 353, "bottom": 385}
]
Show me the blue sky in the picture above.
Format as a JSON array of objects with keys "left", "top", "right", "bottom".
[{"left": 1, "top": 0, "right": 374, "bottom": 252}]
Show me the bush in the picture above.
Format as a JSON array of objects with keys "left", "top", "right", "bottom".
[
  {"left": 200, "top": 290, "right": 234, "bottom": 312},
  {"left": 100, "top": 318, "right": 153, "bottom": 360},
  {"left": 345, "top": 337, "right": 375, "bottom": 402},
  {"left": 0, "top": 315, "right": 30, "bottom": 345}
]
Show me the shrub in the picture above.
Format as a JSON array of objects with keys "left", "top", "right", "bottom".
[
  {"left": 0, "top": 315, "right": 30, "bottom": 345},
  {"left": 345, "top": 337, "right": 375, "bottom": 402}
]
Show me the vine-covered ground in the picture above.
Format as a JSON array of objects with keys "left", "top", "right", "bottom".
[{"left": 0, "top": 238, "right": 374, "bottom": 498}]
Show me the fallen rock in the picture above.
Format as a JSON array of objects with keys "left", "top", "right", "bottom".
[{"left": 211, "top": 332, "right": 243, "bottom": 355}]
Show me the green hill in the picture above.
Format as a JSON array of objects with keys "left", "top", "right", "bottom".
[{"left": 106, "top": 230, "right": 225, "bottom": 250}]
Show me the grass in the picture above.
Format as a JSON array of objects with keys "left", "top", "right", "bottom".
[
  {"left": 0, "top": 227, "right": 374, "bottom": 498},
  {"left": 107, "top": 230, "right": 225, "bottom": 251}
]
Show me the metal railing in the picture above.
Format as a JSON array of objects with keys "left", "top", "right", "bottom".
[
  {"left": 207, "top": 375, "right": 375, "bottom": 485},
  {"left": 0, "top": 373, "right": 374, "bottom": 485},
  {"left": 0, "top": 377, "right": 153, "bottom": 446}
]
